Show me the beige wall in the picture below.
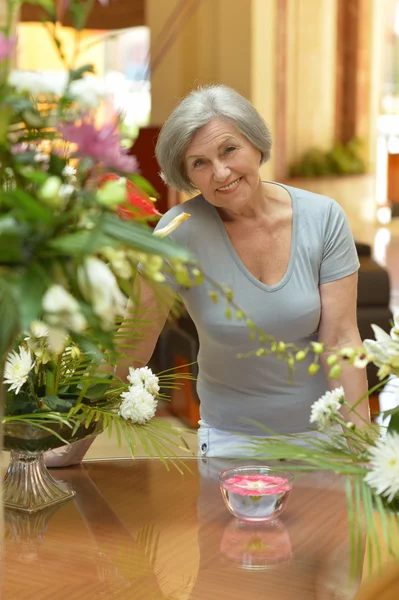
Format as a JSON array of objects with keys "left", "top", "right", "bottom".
[
  {"left": 286, "top": 0, "right": 337, "bottom": 165},
  {"left": 148, "top": 0, "right": 384, "bottom": 185},
  {"left": 147, "top": 0, "right": 277, "bottom": 180}
]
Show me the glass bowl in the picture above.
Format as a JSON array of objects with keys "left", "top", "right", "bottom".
[{"left": 218, "top": 466, "right": 293, "bottom": 523}]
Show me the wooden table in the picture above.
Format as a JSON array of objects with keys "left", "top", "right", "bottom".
[{"left": 3, "top": 457, "right": 361, "bottom": 599}]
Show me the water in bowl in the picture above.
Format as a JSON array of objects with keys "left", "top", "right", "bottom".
[{"left": 221, "top": 474, "right": 291, "bottom": 523}]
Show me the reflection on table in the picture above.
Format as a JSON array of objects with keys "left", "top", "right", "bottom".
[{"left": 3, "top": 457, "right": 362, "bottom": 599}]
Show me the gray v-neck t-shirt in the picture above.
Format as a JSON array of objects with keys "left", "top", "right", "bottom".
[{"left": 154, "top": 183, "right": 360, "bottom": 435}]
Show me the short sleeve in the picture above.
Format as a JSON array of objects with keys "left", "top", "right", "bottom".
[{"left": 319, "top": 200, "right": 360, "bottom": 284}]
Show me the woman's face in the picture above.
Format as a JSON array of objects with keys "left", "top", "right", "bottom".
[{"left": 184, "top": 119, "right": 262, "bottom": 213}]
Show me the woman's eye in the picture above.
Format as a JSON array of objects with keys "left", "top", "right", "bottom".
[
  {"left": 224, "top": 146, "right": 236, "bottom": 154},
  {"left": 193, "top": 159, "right": 204, "bottom": 168}
]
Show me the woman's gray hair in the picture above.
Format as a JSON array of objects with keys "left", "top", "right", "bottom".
[{"left": 155, "top": 84, "right": 273, "bottom": 192}]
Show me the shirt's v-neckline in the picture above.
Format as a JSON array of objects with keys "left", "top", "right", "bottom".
[{"left": 208, "top": 182, "right": 297, "bottom": 292}]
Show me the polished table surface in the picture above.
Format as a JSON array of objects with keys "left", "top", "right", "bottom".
[{"left": 3, "top": 457, "right": 362, "bottom": 599}]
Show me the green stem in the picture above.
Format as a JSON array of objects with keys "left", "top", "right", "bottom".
[{"left": 54, "top": 353, "right": 62, "bottom": 394}]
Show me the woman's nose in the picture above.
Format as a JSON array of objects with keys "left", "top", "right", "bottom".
[{"left": 212, "top": 160, "right": 230, "bottom": 182}]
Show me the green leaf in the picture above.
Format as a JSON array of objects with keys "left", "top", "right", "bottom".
[
  {"left": 48, "top": 153, "right": 67, "bottom": 177},
  {"left": 0, "top": 217, "right": 25, "bottom": 263},
  {"left": 17, "top": 167, "right": 49, "bottom": 185},
  {"left": 68, "top": 0, "right": 95, "bottom": 31},
  {"left": 83, "top": 382, "right": 112, "bottom": 399},
  {"left": 0, "top": 279, "right": 20, "bottom": 356},
  {"left": 46, "top": 230, "right": 119, "bottom": 255},
  {"left": 101, "top": 213, "right": 197, "bottom": 263},
  {"left": 69, "top": 64, "right": 95, "bottom": 82},
  {"left": 388, "top": 411, "right": 399, "bottom": 434},
  {"left": 4, "top": 96, "right": 35, "bottom": 113},
  {"left": 71, "top": 334, "right": 106, "bottom": 363},
  {"left": 5, "top": 390, "right": 38, "bottom": 416},
  {"left": 129, "top": 174, "right": 160, "bottom": 199},
  {"left": 2, "top": 189, "right": 54, "bottom": 225},
  {"left": 0, "top": 105, "right": 13, "bottom": 145},
  {"left": 11, "top": 264, "right": 49, "bottom": 331},
  {"left": 42, "top": 395, "right": 76, "bottom": 412}
]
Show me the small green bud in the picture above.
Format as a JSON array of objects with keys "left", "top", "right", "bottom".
[
  {"left": 192, "top": 268, "right": 203, "bottom": 285},
  {"left": 308, "top": 363, "right": 320, "bottom": 375},
  {"left": 328, "top": 364, "right": 342, "bottom": 379},
  {"left": 38, "top": 176, "right": 62, "bottom": 207},
  {"left": 277, "top": 341, "right": 286, "bottom": 352},
  {"left": 295, "top": 350, "right": 306, "bottom": 361},
  {"left": 175, "top": 266, "right": 190, "bottom": 286},
  {"left": 225, "top": 288, "right": 233, "bottom": 301},
  {"left": 287, "top": 357, "right": 295, "bottom": 368},
  {"left": 225, "top": 307, "right": 232, "bottom": 319},
  {"left": 70, "top": 346, "right": 81, "bottom": 360},
  {"left": 271, "top": 342, "right": 277, "bottom": 353},
  {"left": 152, "top": 272, "right": 166, "bottom": 283},
  {"left": 255, "top": 348, "right": 266, "bottom": 356},
  {"left": 208, "top": 291, "right": 219, "bottom": 303},
  {"left": 326, "top": 354, "right": 338, "bottom": 366},
  {"left": 236, "top": 310, "right": 244, "bottom": 321},
  {"left": 346, "top": 422, "right": 356, "bottom": 430},
  {"left": 339, "top": 347, "right": 355, "bottom": 362},
  {"left": 246, "top": 319, "right": 255, "bottom": 330},
  {"left": 258, "top": 334, "right": 266, "bottom": 343},
  {"left": 311, "top": 342, "right": 324, "bottom": 355}
]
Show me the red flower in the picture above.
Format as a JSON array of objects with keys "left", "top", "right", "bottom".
[{"left": 99, "top": 173, "right": 161, "bottom": 220}]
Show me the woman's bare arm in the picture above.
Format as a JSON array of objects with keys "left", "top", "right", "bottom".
[
  {"left": 318, "top": 272, "right": 370, "bottom": 427},
  {"left": 115, "top": 276, "right": 176, "bottom": 381}
]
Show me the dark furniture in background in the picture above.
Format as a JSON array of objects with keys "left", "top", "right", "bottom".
[{"left": 150, "top": 242, "right": 392, "bottom": 427}]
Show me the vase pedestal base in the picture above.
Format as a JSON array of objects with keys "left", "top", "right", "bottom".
[{"left": 3, "top": 451, "right": 75, "bottom": 514}]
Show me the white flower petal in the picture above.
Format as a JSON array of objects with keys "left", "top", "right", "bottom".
[
  {"left": 3, "top": 347, "right": 35, "bottom": 394},
  {"left": 127, "top": 366, "right": 160, "bottom": 396},
  {"left": 118, "top": 385, "right": 157, "bottom": 424},
  {"left": 310, "top": 387, "right": 344, "bottom": 431},
  {"left": 365, "top": 432, "right": 399, "bottom": 502}
]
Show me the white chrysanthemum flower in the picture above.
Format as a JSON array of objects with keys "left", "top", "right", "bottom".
[
  {"left": 9, "top": 70, "right": 67, "bottom": 96},
  {"left": 365, "top": 432, "right": 399, "bottom": 502},
  {"left": 30, "top": 320, "right": 49, "bottom": 339},
  {"left": 118, "top": 385, "right": 158, "bottom": 424},
  {"left": 69, "top": 76, "right": 108, "bottom": 109},
  {"left": 4, "top": 347, "right": 35, "bottom": 394},
  {"left": 127, "top": 366, "right": 160, "bottom": 396},
  {"left": 310, "top": 387, "right": 345, "bottom": 430}
]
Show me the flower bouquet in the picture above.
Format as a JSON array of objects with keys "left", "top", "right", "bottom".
[
  {"left": 3, "top": 321, "right": 194, "bottom": 512},
  {"left": 0, "top": 0, "right": 200, "bottom": 511},
  {"left": 248, "top": 315, "right": 399, "bottom": 576}
]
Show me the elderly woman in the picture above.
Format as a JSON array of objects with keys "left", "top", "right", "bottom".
[
  {"left": 47, "top": 84, "right": 369, "bottom": 465},
  {"left": 126, "top": 83, "right": 368, "bottom": 458}
]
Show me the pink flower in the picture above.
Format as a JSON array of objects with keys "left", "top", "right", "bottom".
[
  {"left": 0, "top": 34, "right": 16, "bottom": 62},
  {"left": 223, "top": 474, "right": 291, "bottom": 496},
  {"left": 59, "top": 118, "right": 138, "bottom": 173}
]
